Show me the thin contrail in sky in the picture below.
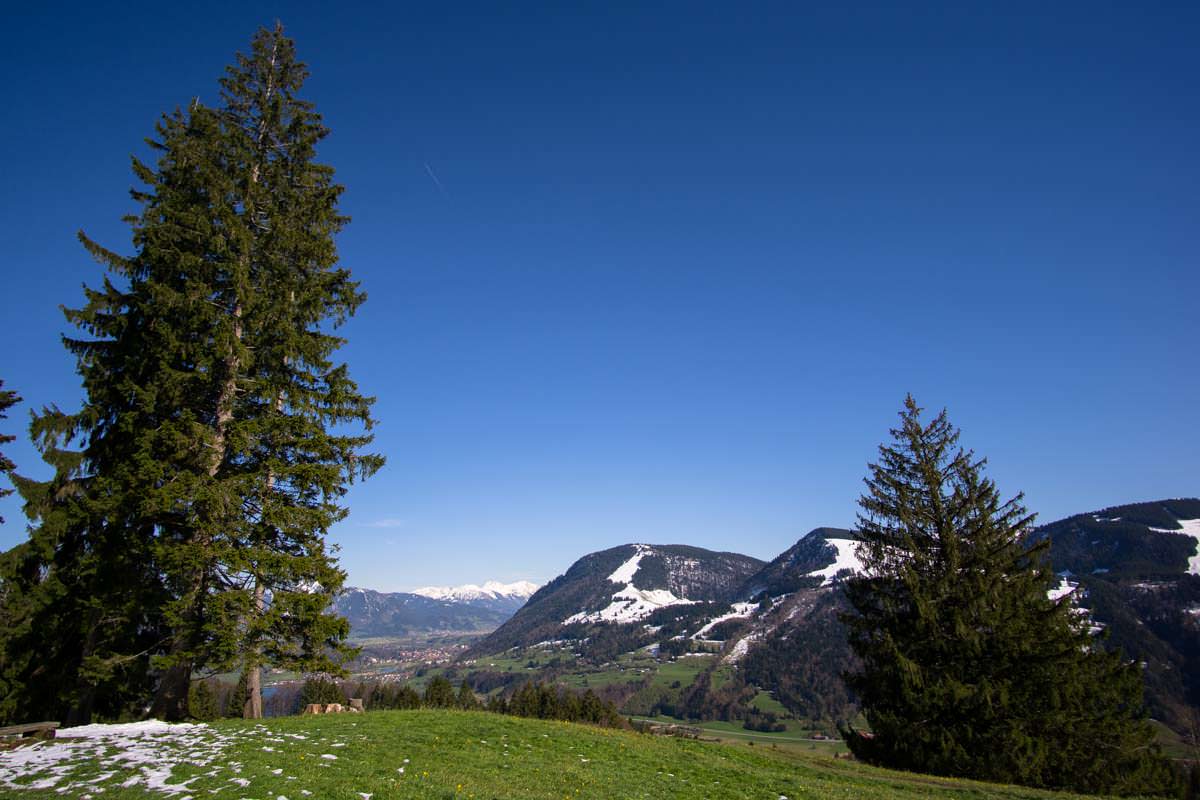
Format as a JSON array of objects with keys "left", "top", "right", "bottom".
[{"left": 424, "top": 162, "right": 449, "bottom": 197}]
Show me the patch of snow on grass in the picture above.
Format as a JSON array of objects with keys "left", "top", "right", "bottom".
[
  {"left": 0, "top": 720, "right": 236, "bottom": 796},
  {"left": 58, "top": 720, "right": 204, "bottom": 738}
]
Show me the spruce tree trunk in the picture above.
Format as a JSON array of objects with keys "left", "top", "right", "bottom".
[
  {"left": 235, "top": 45, "right": 278, "bottom": 720},
  {"left": 242, "top": 663, "right": 263, "bottom": 719},
  {"left": 241, "top": 309, "right": 286, "bottom": 719},
  {"left": 65, "top": 610, "right": 101, "bottom": 725},
  {"left": 242, "top": 580, "right": 265, "bottom": 718},
  {"left": 150, "top": 303, "right": 242, "bottom": 721},
  {"left": 148, "top": 662, "right": 192, "bottom": 721}
]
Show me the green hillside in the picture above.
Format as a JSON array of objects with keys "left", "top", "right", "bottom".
[{"left": 0, "top": 710, "right": 1142, "bottom": 799}]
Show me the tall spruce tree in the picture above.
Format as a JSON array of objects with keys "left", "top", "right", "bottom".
[
  {"left": 140, "top": 24, "right": 382, "bottom": 720},
  {"left": 201, "top": 24, "right": 382, "bottom": 720},
  {"left": 841, "top": 396, "right": 1176, "bottom": 795},
  {"left": 0, "top": 100, "right": 244, "bottom": 725},
  {"left": 0, "top": 25, "right": 379, "bottom": 725},
  {"left": 0, "top": 98, "right": 228, "bottom": 721}
]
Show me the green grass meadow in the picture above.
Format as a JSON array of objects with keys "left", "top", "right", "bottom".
[{"left": 0, "top": 709, "right": 1141, "bottom": 800}]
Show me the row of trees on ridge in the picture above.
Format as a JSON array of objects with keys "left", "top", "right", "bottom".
[{"left": 185, "top": 675, "right": 627, "bottom": 729}]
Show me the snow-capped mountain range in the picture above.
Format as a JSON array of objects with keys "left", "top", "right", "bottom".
[
  {"left": 331, "top": 580, "right": 540, "bottom": 638},
  {"left": 411, "top": 580, "right": 540, "bottom": 604}
]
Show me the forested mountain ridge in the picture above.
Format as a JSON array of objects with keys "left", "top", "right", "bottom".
[
  {"left": 467, "top": 544, "right": 764, "bottom": 656},
  {"left": 736, "top": 527, "right": 856, "bottom": 599},
  {"left": 1030, "top": 498, "right": 1200, "bottom": 733},
  {"left": 1033, "top": 498, "right": 1200, "bottom": 577},
  {"left": 458, "top": 499, "right": 1200, "bottom": 737}
]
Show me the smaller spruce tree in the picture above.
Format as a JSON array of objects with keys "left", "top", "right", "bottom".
[
  {"left": 395, "top": 685, "right": 421, "bottom": 710},
  {"left": 188, "top": 680, "right": 218, "bottom": 721},
  {"left": 456, "top": 680, "right": 478, "bottom": 710},
  {"left": 841, "top": 396, "right": 1177, "bottom": 795},
  {"left": 423, "top": 676, "right": 455, "bottom": 709},
  {"left": 226, "top": 672, "right": 250, "bottom": 718},
  {"left": 299, "top": 675, "right": 345, "bottom": 708}
]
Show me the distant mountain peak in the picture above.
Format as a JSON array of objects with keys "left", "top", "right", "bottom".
[
  {"left": 411, "top": 580, "right": 540, "bottom": 602},
  {"left": 468, "top": 543, "right": 764, "bottom": 655},
  {"left": 606, "top": 544, "right": 652, "bottom": 584},
  {"left": 736, "top": 527, "right": 858, "bottom": 600},
  {"left": 806, "top": 537, "right": 864, "bottom": 585}
]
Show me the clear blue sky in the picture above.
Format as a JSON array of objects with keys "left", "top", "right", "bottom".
[{"left": 1, "top": 2, "right": 1196, "bottom": 591}]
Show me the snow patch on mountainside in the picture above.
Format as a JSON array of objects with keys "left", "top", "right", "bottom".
[
  {"left": 1047, "top": 578, "right": 1103, "bottom": 634},
  {"left": 725, "top": 631, "right": 763, "bottom": 663},
  {"left": 806, "top": 538, "right": 863, "bottom": 584},
  {"left": 1149, "top": 518, "right": 1200, "bottom": 575},
  {"left": 607, "top": 546, "right": 650, "bottom": 584},
  {"left": 1049, "top": 578, "right": 1077, "bottom": 602},
  {"left": 692, "top": 602, "right": 758, "bottom": 640},
  {"left": 564, "top": 545, "right": 696, "bottom": 624},
  {"left": 411, "top": 580, "right": 540, "bottom": 602},
  {"left": 564, "top": 585, "right": 695, "bottom": 624}
]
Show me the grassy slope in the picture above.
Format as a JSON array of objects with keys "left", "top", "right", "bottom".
[
  {"left": 634, "top": 714, "right": 849, "bottom": 754},
  {"left": 3, "top": 710, "right": 1137, "bottom": 800}
]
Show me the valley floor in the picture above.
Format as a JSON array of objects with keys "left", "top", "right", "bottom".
[{"left": 0, "top": 709, "right": 1137, "bottom": 800}]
